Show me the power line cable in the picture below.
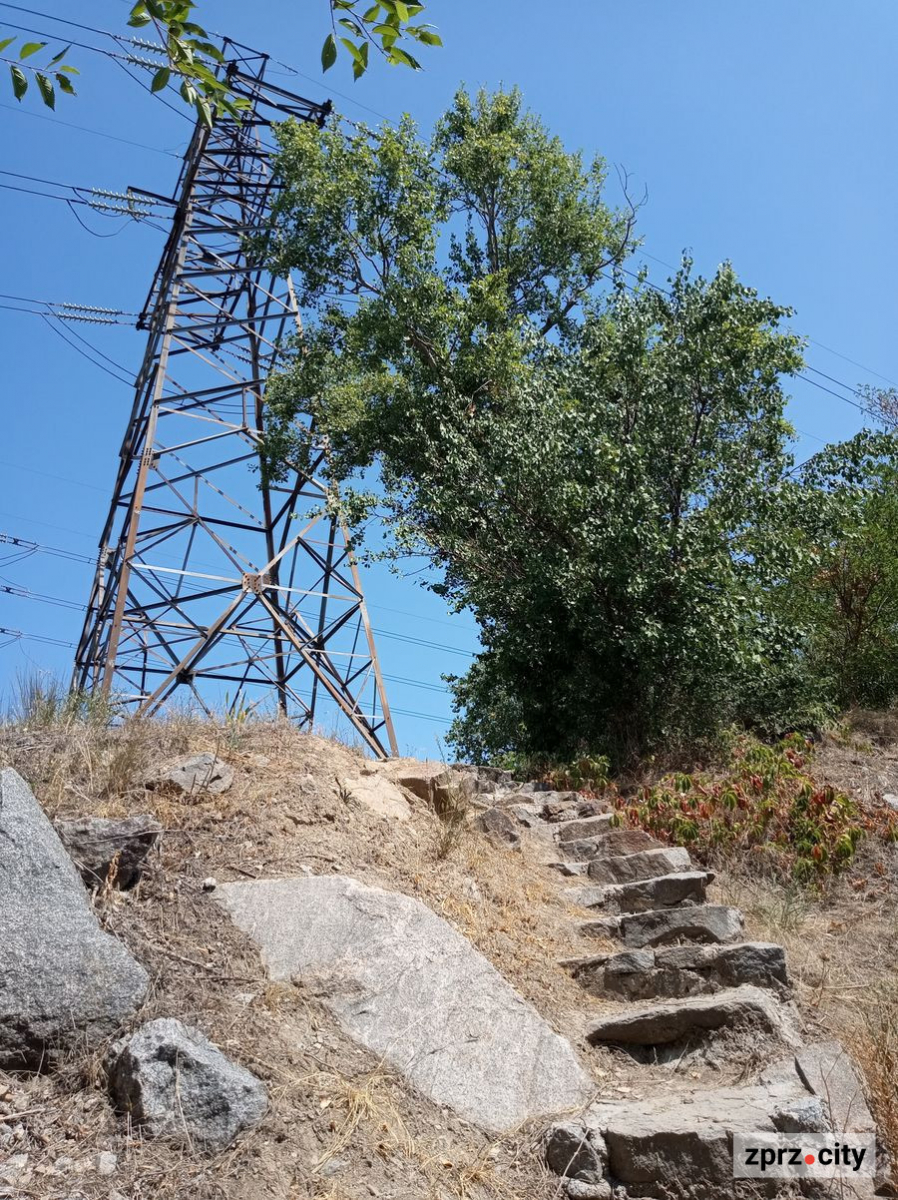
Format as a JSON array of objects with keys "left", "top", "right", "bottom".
[{"left": 0, "top": 100, "right": 183, "bottom": 157}]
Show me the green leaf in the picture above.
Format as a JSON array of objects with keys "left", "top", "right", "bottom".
[
  {"left": 393, "top": 1, "right": 410, "bottom": 21},
  {"left": 0, "top": 37, "right": 16, "bottom": 54},
  {"left": 58, "top": 64, "right": 79, "bottom": 74},
  {"left": 128, "top": 2, "right": 152, "bottom": 28},
  {"left": 48, "top": 44, "right": 70, "bottom": 66},
  {"left": 35, "top": 71, "right": 54, "bottom": 109},
  {"left": 338, "top": 17, "right": 365, "bottom": 36},
  {"left": 55, "top": 71, "right": 75, "bottom": 95},
  {"left": 19, "top": 42, "right": 46, "bottom": 60},
  {"left": 321, "top": 32, "right": 337, "bottom": 71},
  {"left": 352, "top": 39, "right": 370, "bottom": 79},
  {"left": 388, "top": 45, "right": 421, "bottom": 69},
  {"left": 151, "top": 65, "right": 171, "bottom": 92},
  {"left": 413, "top": 27, "right": 441, "bottom": 45},
  {"left": 340, "top": 37, "right": 365, "bottom": 66},
  {"left": 362, "top": 4, "right": 381, "bottom": 20},
  {"left": 9, "top": 63, "right": 26, "bottom": 100},
  {"left": 194, "top": 94, "right": 213, "bottom": 127}
]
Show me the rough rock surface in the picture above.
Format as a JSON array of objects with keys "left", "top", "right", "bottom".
[
  {"left": 547, "top": 1067, "right": 815, "bottom": 1200},
  {"left": 585, "top": 984, "right": 802, "bottom": 1049},
  {"left": 575, "top": 828, "right": 664, "bottom": 858},
  {"left": 55, "top": 813, "right": 161, "bottom": 889},
  {"left": 574, "top": 941, "right": 788, "bottom": 999},
  {"left": 107, "top": 1018, "right": 267, "bottom": 1148},
  {"left": 337, "top": 772, "right": 412, "bottom": 822},
  {"left": 616, "top": 904, "right": 745, "bottom": 948},
  {"left": 586, "top": 846, "right": 692, "bottom": 885},
  {"left": 215, "top": 874, "right": 591, "bottom": 1131},
  {"left": 472, "top": 806, "right": 521, "bottom": 848},
  {"left": 796, "top": 1040, "right": 876, "bottom": 1135},
  {"left": 602, "top": 870, "right": 714, "bottom": 913},
  {"left": 556, "top": 814, "right": 615, "bottom": 843},
  {"left": 374, "top": 758, "right": 474, "bottom": 812},
  {"left": 0, "top": 768, "right": 149, "bottom": 1068},
  {"left": 148, "top": 753, "right": 234, "bottom": 795}
]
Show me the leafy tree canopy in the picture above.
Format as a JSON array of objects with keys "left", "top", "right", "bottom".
[{"left": 260, "top": 89, "right": 811, "bottom": 765}]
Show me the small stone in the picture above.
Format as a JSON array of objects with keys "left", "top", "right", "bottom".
[
  {"left": 567, "top": 1182, "right": 612, "bottom": 1200},
  {"left": 545, "top": 1121, "right": 608, "bottom": 1182},
  {"left": 202, "top": 877, "right": 217, "bottom": 892},
  {"left": 107, "top": 1018, "right": 267, "bottom": 1149},
  {"left": 95, "top": 1151, "right": 117, "bottom": 1177},
  {"left": 771, "top": 1097, "right": 829, "bottom": 1133},
  {"left": 148, "top": 753, "right": 234, "bottom": 796}
]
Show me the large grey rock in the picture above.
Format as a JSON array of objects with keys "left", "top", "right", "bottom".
[
  {"left": 573, "top": 942, "right": 788, "bottom": 1000},
  {"left": 618, "top": 905, "right": 744, "bottom": 948},
  {"left": 602, "top": 870, "right": 713, "bottom": 913},
  {"left": 0, "top": 769, "right": 149, "bottom": 1068},
  {"left": 107, "top": 1018, "right": 267, "bottom": 1148},
  {"left": 795, "top": 1040, "right": 876, "bottom": 1136},
  {"left": 148, "top": 753, "right": 234, "bottom": 795},
  {"left": 585, "top": 985, "right": 801, "bottom": 1048},
  {"left": 215, "top": 874, "right": 591, "bottom": 1132},
  {"left": 547, "top": 1067, "right": 814, "bottom": 1200},
  {"left": 586, "top": 847, "right": 691, "bottom": 886},
  {"left": 55, "top": 814, "right": 161, "bottom": 889}
]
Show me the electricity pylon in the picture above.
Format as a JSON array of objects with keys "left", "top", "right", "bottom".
[{"left": 73, "top": 42, "right": 397, "bottom": 757}]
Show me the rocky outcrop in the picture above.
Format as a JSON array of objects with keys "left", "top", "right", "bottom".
[
  {"left": 0, "top": 769, "right": 149, "bottom": 1068},
  {"left": 336, "top": 771, "right": 412, "bottom": 821},
  {"left": 107, "top": 1018, "right": 267, "bottom": 1148},
  {"left": 215, "top": 874, "right": 591, "bottom": 1132},
  {"left": 55, "top": 813, "right": 161, "bottom": 889}
]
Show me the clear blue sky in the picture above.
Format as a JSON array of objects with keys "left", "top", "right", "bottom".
[{"left": 1, "top": 0, "right": 895, "bottom": 755}]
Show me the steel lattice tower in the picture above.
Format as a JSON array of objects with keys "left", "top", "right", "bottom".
[{"left": 73, "top": 43, "right": 397, "bottom": 757}]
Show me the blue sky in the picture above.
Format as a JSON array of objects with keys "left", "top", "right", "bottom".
[{"left": 0, "top": 0, "right": 895, "bottom": 755}]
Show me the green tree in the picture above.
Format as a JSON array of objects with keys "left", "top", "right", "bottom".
[
  {"left": 3, "top": 1, "right": 440, "bottom": 120},
  {"left": 260, "top": 89, "right": 806, "bottom": 765},
  {"left": 779, "top": 430, "right": 898, "bottom": 711}
]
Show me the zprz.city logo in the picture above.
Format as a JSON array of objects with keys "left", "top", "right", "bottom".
[{"left": 733, "top": 1133, "right": 875, "bottom": 1182}]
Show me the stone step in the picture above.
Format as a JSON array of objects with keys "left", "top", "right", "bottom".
[
  {"left": 556, "top": 814, "right": 616, "bottom": 843},
  {"left": 585, "top": 984, "right": 801, "bottom": 1049},
  {"left": 557, "top": 832, "right": 618, "bottom": 860},
  {"left": 544, "top": 1061, "right": 822, "bottom": 1200},
  {"left": 614, "top": 905, "right": 745, "bottom": 948},
  {"left": 586, "top": 846, "right": 691, "bottom": 886},
  {"left": 602, "top": 870, "right": 714, "bottom": 913},
  {"left": 569, "top": 827, "right": 664, "bottom": 859},
  {"left": 571, "top": 941, "right": 788, "bottom": 1000},
  {"left": 564, "top": 885, "right": 609, "bottom": 910}
]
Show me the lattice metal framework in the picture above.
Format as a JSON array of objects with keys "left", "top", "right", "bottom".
[{"left": 73, "top": 42, "right": 397, "bottom": 757}]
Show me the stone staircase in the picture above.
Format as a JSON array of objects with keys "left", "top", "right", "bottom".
[{"left": 469, "top": 773, "right": 881, "bottom": 1200}]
